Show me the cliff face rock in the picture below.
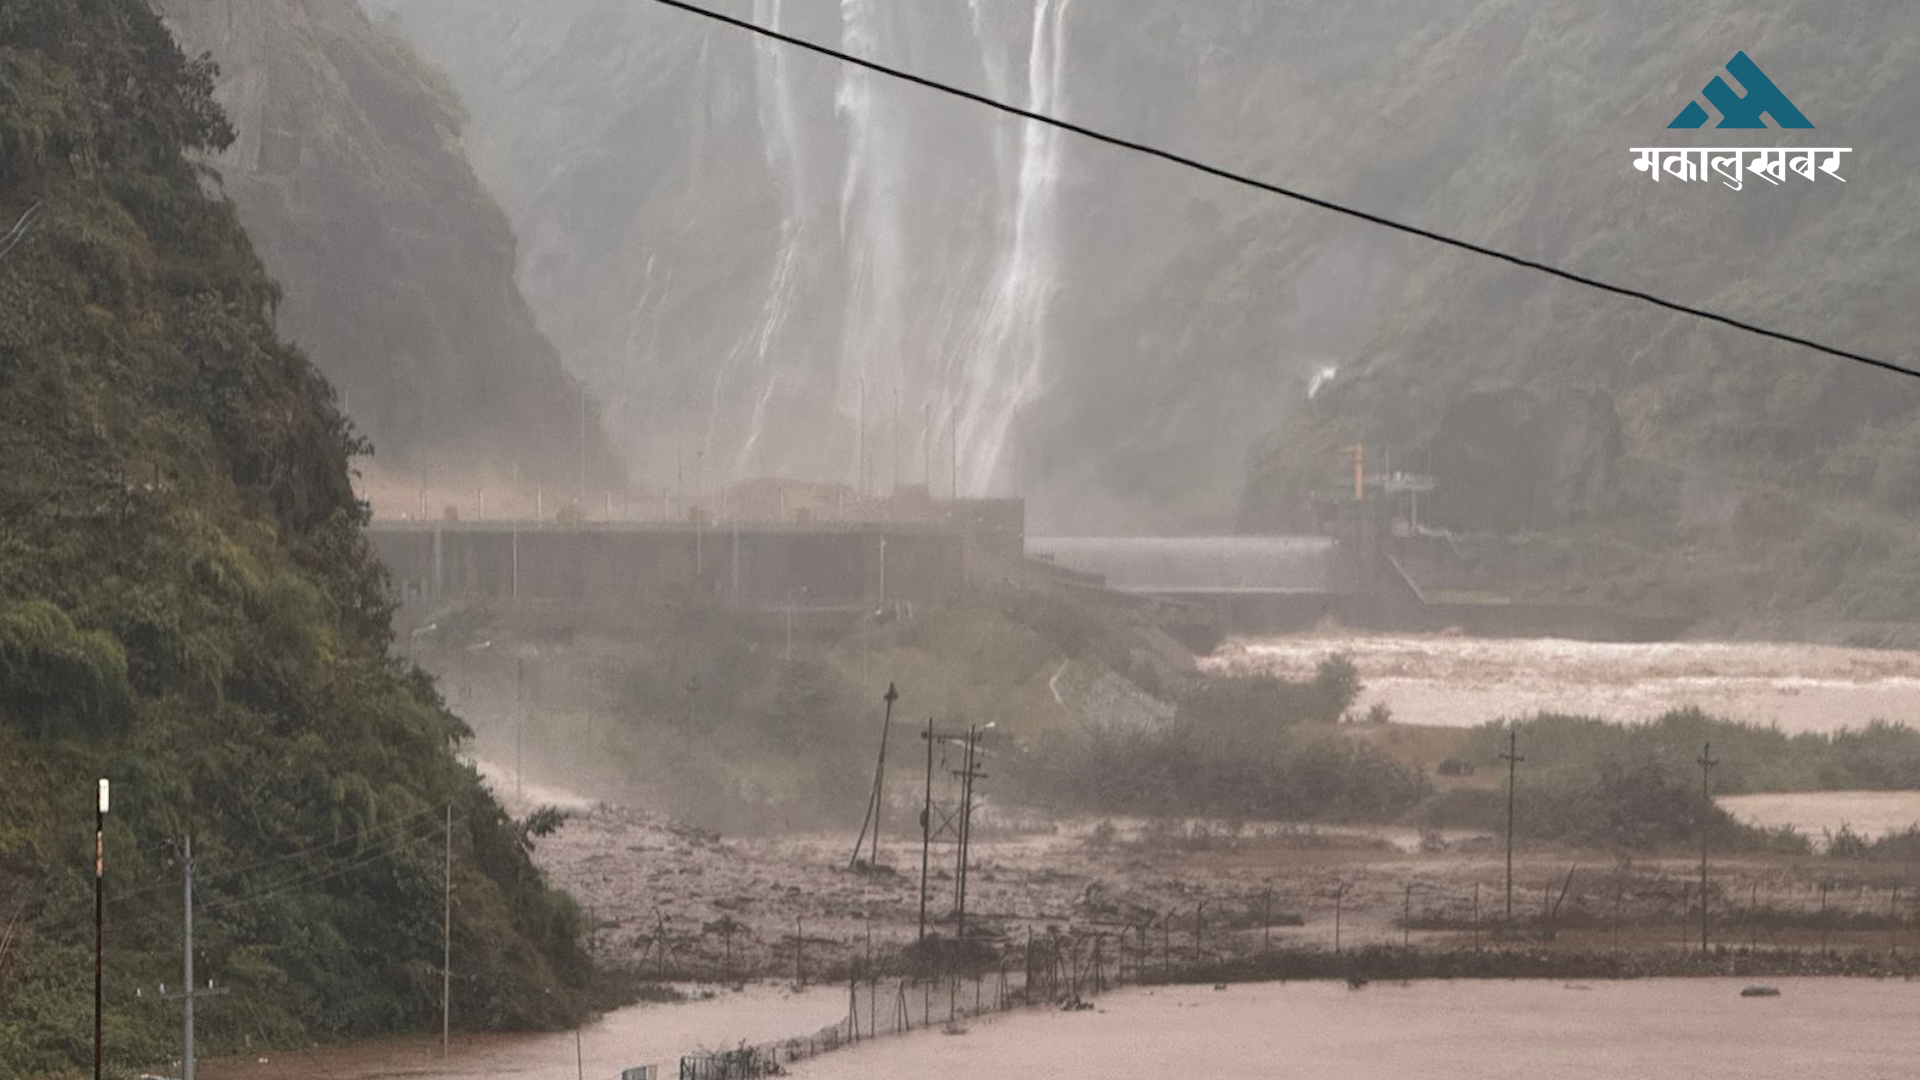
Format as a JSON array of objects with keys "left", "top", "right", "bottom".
[
  {"left": 1424, "top": 389, "right": 1625, "bottom": 535},
  {"left": 153, "top": 0, "right": 622, "bottom": 501},
  {"left": 361, "top": 1, "right": 1918, "bottom": 550},
  {"left": 366, "top": 0, "right": 1439, "bottom": 530}
]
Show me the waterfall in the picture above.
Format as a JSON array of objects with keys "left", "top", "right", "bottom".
[
  {"left": 689, "top": 0, "right": 1076, "bottom": 496},
  {"left": 950, "top": 0, "right": 1074, "bottom": 496},
  {"left": 832, "top": 0, "right": 910, "bottom": 492},
  {"left": 730, "top": 0, "right": 810, "bottom": 477}
]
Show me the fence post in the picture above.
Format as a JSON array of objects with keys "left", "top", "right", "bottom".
[
  {"left": 1025, "top": 927, "right": 1034, "bottom": 1003},
  {"left": 1891, "top": 885, "right": 1901, "bottom": 959}
]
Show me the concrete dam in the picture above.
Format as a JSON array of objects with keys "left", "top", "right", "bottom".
[{"left": 367, "top": 511, "right": 1683, "bottom": 642}]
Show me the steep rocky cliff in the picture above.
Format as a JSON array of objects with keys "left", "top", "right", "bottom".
[{"left": 153, "top": 0, "right": 623, "bottom": 504}]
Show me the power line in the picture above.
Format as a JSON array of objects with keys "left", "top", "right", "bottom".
[
  {"left": 647, "top": 0, "right": 1918, "bottom": 384},
  {"left": 195, "top": 805, "right": 445, "bottom": 888},
  {"left": 24, "top": 814, "right": 450, "bottom": 941}
]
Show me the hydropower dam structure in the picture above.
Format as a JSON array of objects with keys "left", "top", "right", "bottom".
[{"left": 367, "top": 493, "right": 1683, "bottom": 643}]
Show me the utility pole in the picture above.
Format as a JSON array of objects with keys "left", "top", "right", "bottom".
[
  {"left": 159, "top": 837, "right": 226, "bottom": 1080},
  {"left": 182, "top": 836, "right": 195, "bottom": 1080},
  {"left": 443, "top": 804, "right": 452, "bottom": 1056},
  {"left": 137, "top": 837, "right": 229, "bottom": 1080},
  {"left": 954, "top": 725, "right": 978, "bottom": 943},
  {"left": 1501, "top": 730, "right": 1523, "bottom": 918},
  {"left": 1697, "top": 741, "right": 1718, "bottom": 954},
  {"left": 849, "top": 683, "right": 899, "bottom": 868},
  {"left": 95, "top": 778, "right": 108, "bottom": 1080},
  {"left": 870, "top": 684, "right": 896, "bottom": 867},
  {"left": 917, "top": 717, "right": 933, "bottom": 943}
]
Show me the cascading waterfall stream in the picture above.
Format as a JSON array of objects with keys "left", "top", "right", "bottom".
[
  {"left": 948, "top": 0, "right": 1074, "bottom": 497},
  {"left": 710, "top": 0, "right": 1072, "bottom": 498},
  {"left": 831, "top": 0, "right": 912, "bottom": 493}
]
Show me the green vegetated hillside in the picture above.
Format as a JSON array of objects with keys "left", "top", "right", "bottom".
[
  {"left": 0, "top": 2, "right": 590, "bottom": 1074},
  {"left": 149, "top": 0, "right": 623, "bottom": 496},
  {"left": 1239, "top": 2, "right": 1920, "bottom": 625}
]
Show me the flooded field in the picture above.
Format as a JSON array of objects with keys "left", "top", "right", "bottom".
[
  {"left": 1207, "top": 635, "right": 1920, "bottom": 733},
  {"left": 793, "top": 979, "right": 1920, "bottom": 1080},
  {"left": 1720, "top": 791, "right": 1920, "bottom": 843}
]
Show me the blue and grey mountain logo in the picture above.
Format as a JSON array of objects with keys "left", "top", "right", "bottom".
[{"left": 1669, "top": 52, "right": 1812, "bottom": 129}]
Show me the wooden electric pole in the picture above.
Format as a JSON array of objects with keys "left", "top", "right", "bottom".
[
  {"left": 1501, "top": 730, "right": 1523, "bottom": 918},
  {"left": 849, "top": 684, "right": 899, "bottom": 868},
  {"left": 1697, "top": 742, "right": 1718, "bottom": 954},
  {"left": 917, "top": 717, "right": 933, "bottom": 943}
]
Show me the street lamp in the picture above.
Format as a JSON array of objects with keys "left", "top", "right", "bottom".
[{"left": 95, "top": 778, "right": 109, "bottom": 1080}]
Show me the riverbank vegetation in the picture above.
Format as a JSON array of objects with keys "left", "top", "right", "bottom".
[{"left": 1406, "top": 710, "right": 1920, "bottom": 851}]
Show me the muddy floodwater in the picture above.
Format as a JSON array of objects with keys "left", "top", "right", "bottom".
[
  {"left": 1720, "top": 791, "right": 1920, "bottom": 842},
  {"left": 202, "top": 984, "right": 846, "bottom": 1080},
  {"left": 1208, "top": 636, "right": 1920, "bottom": 733},
  {"left": 792, "top": 979, "right": 1920, "bottom": 1080}
]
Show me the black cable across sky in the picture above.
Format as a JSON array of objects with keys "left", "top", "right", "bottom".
[{"left": 648, "top": 0, "right": 1918, "bottom": 384}]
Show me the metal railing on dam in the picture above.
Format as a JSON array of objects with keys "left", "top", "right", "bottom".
[
  {"left": 1026, "top": 535, "right": 1345, "bottom": 595},
  {"left": 364, "top": 519, "right": 968, "bottom": 616}
]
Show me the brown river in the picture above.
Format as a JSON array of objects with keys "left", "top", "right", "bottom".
[
  {"left": 206, "top": 978, "right": 1919, "bottom": 1080},
  {"left": 1206, "top": 635, "right": 1920, "bottom": 733},
  {"left": 792, "top": 979, "right": 1920, "bottom": 1079}
]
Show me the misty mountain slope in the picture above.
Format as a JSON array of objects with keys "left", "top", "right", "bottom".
[
  {"left": 151, "top": 0, "right": 623, "bottom": 499},
  {"left": 0, "top": 2, "right": 590, "bottom": 1069},
  {"left": 368, "top": 1, "right": 1915, "bottom": 548},
  {"left": 366, "top": 0, "right": 1446, "bottom": 529},
  {"left": 1235, "top": 1, "right": 1920, "bottom": 620}
]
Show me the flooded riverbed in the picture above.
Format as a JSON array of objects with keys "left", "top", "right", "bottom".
[
  {"left": 792, "top": 979, "right": 1920, "bottom": 1079},
  {"left": 1207, "top": 636, "right": 1920, "bottom": 733}
]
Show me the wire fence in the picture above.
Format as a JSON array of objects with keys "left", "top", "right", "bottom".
[
  {"left": 671, "top": 873, "right": 1920, "bottom": 1075},
  {"left": 678, "top": 931, "right": 1125, "bottom": 1079}
]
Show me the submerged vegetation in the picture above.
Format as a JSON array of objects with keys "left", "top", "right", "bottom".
[
  {"left": 1017, "top": 658, "right": 1431, "bottom": 821},
  {"left": 0, "top": 2, "right": 588, "bottom": 1074},
  {"left": 1410, "top": 710, "right": 1920, "bottom": 852},
  {"left": 1459, "top": 710, "right": 1920, "bottom": 796}
]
